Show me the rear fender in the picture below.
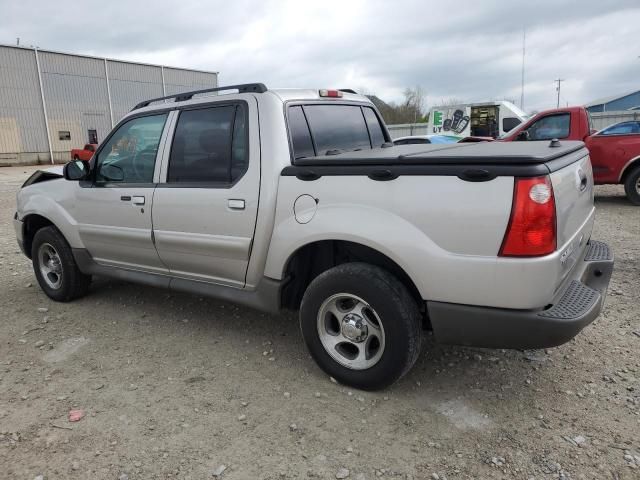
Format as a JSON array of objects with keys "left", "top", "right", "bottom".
[{"left": 264, "top": 203, "right": 442, "bottom": 300}]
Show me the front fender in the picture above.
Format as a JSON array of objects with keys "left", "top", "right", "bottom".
[{"left": 18, "top": 181, "right": 84, "bottom": 248}]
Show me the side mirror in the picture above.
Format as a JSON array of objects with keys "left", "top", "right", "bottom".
[
  {"left": 99, "top": 163, "right": 124, "bottom": 182},
  {"left": 63, "top": 160, "right": 88, "bottom": 181},
  {"left": 516, "top": 130, "right": 530, "bottom": 141}
]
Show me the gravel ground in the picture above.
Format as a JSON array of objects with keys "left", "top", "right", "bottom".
[{"left": 0, "top": 165, "right": 639, "bottom": 480}]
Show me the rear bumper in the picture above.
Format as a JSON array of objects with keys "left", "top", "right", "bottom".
[{"left": 428, "top": 240, "right": 614, "bottom": 349}]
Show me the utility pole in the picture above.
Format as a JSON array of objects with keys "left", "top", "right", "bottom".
[
  {"left": 554, "top": 78, "right": 564, "bottom": 108},
  {"left": 520, "top": 28, "right": 526, "bottom": 110}
]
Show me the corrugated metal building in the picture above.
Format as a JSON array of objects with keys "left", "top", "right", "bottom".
[
  {"left": 586, "top": 89, "right": 640, "bottom": 113},
  {"left": 0, "top": 44, "right": 218, "bottom": 165}
]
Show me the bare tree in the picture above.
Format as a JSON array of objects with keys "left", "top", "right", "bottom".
[
  {"left": 368, "top": 86, "right": 428, "bottom": 124},
  {"left": 435, "top": 97, "right": 464, "bottom": 107}
]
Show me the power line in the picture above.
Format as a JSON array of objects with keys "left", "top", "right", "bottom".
[{"left": 554, "top": 78, "right": 564, "bottom": 108}]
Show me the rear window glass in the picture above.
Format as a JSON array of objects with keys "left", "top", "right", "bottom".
[
  {"left": 303, "top": 105, "right": 372, "bottom": 155},
  {"left": 288, "top": 104, "right": 387, "bottom": 160}
]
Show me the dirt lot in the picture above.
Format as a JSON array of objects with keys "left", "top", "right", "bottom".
[{"left": 0, "top": 165, "right": 638, "bottom": 480}]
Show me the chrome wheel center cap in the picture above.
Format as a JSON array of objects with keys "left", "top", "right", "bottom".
[{"left": 341, "top": 313, "right": 368, "bottom": 343}]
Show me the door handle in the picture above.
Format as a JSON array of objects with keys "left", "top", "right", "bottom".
[
  {"left": 228, "top": 199, "right": 245, "bottom": 210},
  {"left": 132, "top": 196, "right": 145, "bottom": 205}
]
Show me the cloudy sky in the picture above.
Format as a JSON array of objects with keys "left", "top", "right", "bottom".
[{"left": 3, "top": 0, "right": 639, "bottom": 113}]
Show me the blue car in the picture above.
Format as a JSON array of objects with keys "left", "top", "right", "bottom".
[{"left": 392, "top": 134, "right": 463, "bottom": 145}]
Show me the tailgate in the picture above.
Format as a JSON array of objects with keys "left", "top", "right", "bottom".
[{"left": 550, "top": 152, "right": 594, "bottom": 249}]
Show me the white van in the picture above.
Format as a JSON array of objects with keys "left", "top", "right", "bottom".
[{"left": 428, "top": 101, "right": 527, "bottom": 139}]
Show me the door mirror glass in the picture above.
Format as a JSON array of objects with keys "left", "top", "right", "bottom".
[
  {"left": 99, "top": 163, "right": 125, "bottom": 182},
  {"left": 63, "top": 160, "right": 88, "bottom": 181}
]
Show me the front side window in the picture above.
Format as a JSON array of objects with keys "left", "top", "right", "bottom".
[
  {"left": 95, "top": 114, "right": 167, "bottom": 184},
  {"left": 167, "top": 104, "right": 247, "bottom": 184},
  {"left": 526, "top": 113, "right": 570, "bottom": 140},
  {"left": 598, "top": 121, "right": 640, "bottom": 135}
]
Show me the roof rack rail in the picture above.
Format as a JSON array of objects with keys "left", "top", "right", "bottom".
[{"left": 132, "top": 83, "right": 268, "bottom": 111}]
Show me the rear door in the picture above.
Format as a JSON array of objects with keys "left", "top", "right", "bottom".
[{"left": 152, "top": 98, "right": 259, "bottom": 287}]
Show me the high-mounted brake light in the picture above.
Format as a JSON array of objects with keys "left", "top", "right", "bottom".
[
  {"left": 499, "top": 176, "right": 556, "bottom": 257},
  {"left": 319, "top": 89, "right": 343, "bottom": 98}
]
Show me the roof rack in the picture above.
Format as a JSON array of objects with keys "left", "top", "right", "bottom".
[{"left": 132, "top": 83, "right": 268, "bottom": 111}]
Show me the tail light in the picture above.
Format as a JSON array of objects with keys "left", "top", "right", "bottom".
[{"left": 499, "top": 176, "right": 556, "bottom": 257}]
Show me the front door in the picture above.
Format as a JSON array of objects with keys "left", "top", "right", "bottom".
[
  {"left": 74, "top": 113, "right": 170, "bottom": 272},
  {"left": 152, "top": 100, "right": 259, "bottom": 287}
]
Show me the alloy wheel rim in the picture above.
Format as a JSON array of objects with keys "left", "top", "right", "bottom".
[
  {"left": 38, "top": 243, "right": 63, "bottom": 289},
  {"left": 316, "top": 293, "right": 386, "bottom": 370}
]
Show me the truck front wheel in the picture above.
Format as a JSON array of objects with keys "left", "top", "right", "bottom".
[
  {"left": 300, "top": 263, "right": 422, "bottom": 390},
  {"left": 31, "top": 226, "right": 91, "bottom": 302},
  {"left": 623, "top": 166, "right": 640, "bottom": 205}
]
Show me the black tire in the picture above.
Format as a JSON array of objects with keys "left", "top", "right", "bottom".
[
  {"left": 300, "top": 262, "right": 422, "bottom": 390},
  {"left": 623, "top": 166, "right": 640, "bottom": 206},
  {"left": 31, "top": 226, "right": 91, "bottom": 302}
]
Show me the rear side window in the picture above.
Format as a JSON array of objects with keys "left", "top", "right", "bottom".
[
  {"left": 288, "top": 104, "right": 387, "bottom": 160},
  {"left": 167, "top": 104, "right": 248, "bottom": 184}
]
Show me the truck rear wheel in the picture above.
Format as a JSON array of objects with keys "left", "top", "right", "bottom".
[
  {"left": 300, "top": 263, "right": 422, "bottom": 390},
  {"left": 623, "top": 166, "right": 640, "bottom": 205},
  {"left": 31, "top": 226, "right": 91, "bottom": 302}
]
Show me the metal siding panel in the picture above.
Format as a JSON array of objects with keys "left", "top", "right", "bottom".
[
  {"left": 606, "top": 92, "right": 640, "bottom": 111},
  {"left": 590, "top": 111, "right": 640, "bottom": 130},
  {"left": 387, "top": 123, "right": 429, "bottom": 138},
  {"left": 109, "top": 61, "right": 164, "bottom": 123},
  {"left": 0, "top": 46, "right": 48, "bottom": 156},
  {"left": 0, "top": 46, "right": 218, "bottom": 163},
  {"left": 40, "top": 52, "right": 111, "bottom": 161}
]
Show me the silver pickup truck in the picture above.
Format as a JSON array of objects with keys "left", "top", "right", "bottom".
[{"left": 13, "top": 84, "right": 614, "bottom": 390}]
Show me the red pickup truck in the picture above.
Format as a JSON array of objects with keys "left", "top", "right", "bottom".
[
  {"left": 500, "top": 106, "right": 640, "bottom": 205},
  {"left": 70, "top": 144, "right": 98, "bottom": 162}
]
